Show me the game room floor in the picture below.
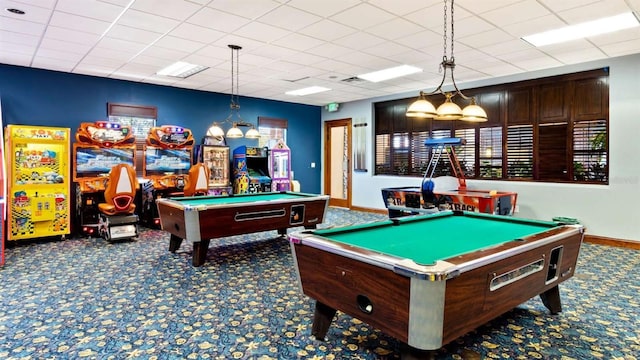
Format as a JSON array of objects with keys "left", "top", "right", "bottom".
[{"left": 1, "top": 208, "right": 638, "bottom": 359}]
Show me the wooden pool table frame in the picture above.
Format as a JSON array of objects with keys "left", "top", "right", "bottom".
[
  {"left": 289, "top": 213, "right": 584, "bottom": 355},
  {"left": 156, "top": 192, "right": 329, "bottom": 266}
]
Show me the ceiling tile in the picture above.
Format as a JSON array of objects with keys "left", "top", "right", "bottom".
[
  {"left": 556, "top": 0, "right": 630, "bottom": 23},
  {"left": 49, "top": 11, "right": 110, "bottom": 35},
  {"left": 271, "top": 32, "right": 325, "bottom": 52},
  {"left": 333, "top": 31, "right": 386, "bottom": 51},
  {"left": 138, "top": 45, "right": 189, "bottom": 61},
  {"left": 365, "top": 18, "right": 425, "bottom": 41},
  {"left": 481, "top": 0, "right": 551, "bottom": 27},
  {"left": 0, "top": 16, "right": 46, "bottom": 36},
  {"left": 206, "top": 0, "right": 282, "bottom": 20},
  {"left": 234, "top": 22, "right": 291, "bottom": 43},
  {"left": 0, "top": 1, "right": 53, "bottom": 24},
  {"left": 154, "top": 35, "right": 206, "bottom": 53},
  {"left": 305, "top": 42, "right": 354, "bottom": 59},
  {"left": 32, "top": 56, "right": 75, "bottom": 71},
  {"left": 55, "top": 0, "right": 125, "bottom": 22},
  {"left": 36, "top": 47, "right": 84, "bottom": 62},
  {"left": 44, "top": 26, "right": 102, "bottom": 45},
  {"left": 40, "top": 37, "right": 92, "bottom": 54},
  {"left": 106, "top": 24, "right": 161, "bottom": 44},
  {"left": 286, "top": 0, "right": 361, "bottom": 18},
  {"left": 0, "top": 40, "right": 35, "bottom": 55},
  {"left": 130, "top": 0, "right": 202, "bottom": 21},
  {"left": 298, "top": 19, "right": 356, "bottom": 42},
  {"left": 256, "top": 5, "right": 322, "bottom": 31},
  {"left": 187, "top": 7, "right": 250, "bottom": 33},
  {"left": 329, "top": 3, "right": 396, "bottom": 30},
  {"left": 0, "top": 29, "right": 39, "bottom": 46},
  {"left": 117, "top": 9, "right": 180, "bottom": 34},
  {"left": 367, "top": 0, "right": 436, "bottom": 16},
  {"left": 168, "top": 23, "right": 225, "bottom": 44}
]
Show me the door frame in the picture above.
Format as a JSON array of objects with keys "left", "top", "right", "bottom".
[{"left": 324, "top": 118, "right": 352, "bottom": 208}]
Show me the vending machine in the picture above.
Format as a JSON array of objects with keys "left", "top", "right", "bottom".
[{"left": 5, "top": 125, "right": 71, "bottom": 241}]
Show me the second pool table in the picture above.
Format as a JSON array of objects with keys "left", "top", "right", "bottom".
[
  {"left": 289, "top": 211, "right": 583, "bottom": 354},
  {"left": 157, "top": 191, "right": 329, "bottom": 266}
]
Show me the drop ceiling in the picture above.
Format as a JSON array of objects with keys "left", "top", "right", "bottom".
[{"left": 1, "top": 0, "right": 639, "bottom": 106}]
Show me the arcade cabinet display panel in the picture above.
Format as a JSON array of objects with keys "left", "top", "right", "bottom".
[
  {"left": 143, "top": 147, "right": 192, "bottom": 177},
  {"left": 73, "top": 146, "right": 136, "bottom": 180}
]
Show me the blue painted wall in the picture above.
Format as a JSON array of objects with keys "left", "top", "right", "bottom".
[{"left": 0, "top": 64, "right": 322, "bottom": 193}]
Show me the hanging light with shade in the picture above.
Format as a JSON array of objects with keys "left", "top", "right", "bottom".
[
  {"left": 406, "top": 0, "right": 487, "bottom": 122},
  {"left": 206, "top": 45, "right": 261, "bottom": 139}
]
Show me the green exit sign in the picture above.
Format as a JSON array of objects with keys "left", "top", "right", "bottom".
[{"left": 326, "top": 102, "right": 340, "bottom": 112}]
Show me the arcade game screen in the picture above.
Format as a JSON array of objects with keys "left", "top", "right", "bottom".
[
  {"left": 74, "top": 147, "right": 136, "bottom": 179},
  {"left": 144, "top": 148, "right": 192, "bottom": 177}
]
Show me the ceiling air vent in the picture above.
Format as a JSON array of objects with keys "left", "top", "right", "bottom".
[{"left": 341, "top": 76, "right": 364, "bottom": 83}]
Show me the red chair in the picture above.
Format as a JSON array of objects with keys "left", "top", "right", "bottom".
[{"left": 183, "top": 163, "right": 210, "bottom": 197}]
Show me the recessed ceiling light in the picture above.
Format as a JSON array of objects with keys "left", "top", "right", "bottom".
[
  {"left": 6, "top": 8, "right": 25, "bottom": 15},
  {"left": 522, "top": 12, "right": 640, "bottom": 47},
  {"left": 357, "top": 65, "right": 422, "bottom": 83},
  {"left": 285, "top": 86, "right": 331, "bottom": 96},
  {"left": 156, "top": 61, "right": 208, "bottom": 78}
]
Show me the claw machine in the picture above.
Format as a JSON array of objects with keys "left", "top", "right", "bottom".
[
  {"left": 5, "top": 125, "right": 71, "bottom": 241},
  {"left": 269, "top": 140, "right": 291, "bottom": 191}
]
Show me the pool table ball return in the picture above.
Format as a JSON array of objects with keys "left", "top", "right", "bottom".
[
  {"left": 156, "top": 191, "right": 329, "bottom": 266},
  {"left": 288, "top": 211, "right": 584, "bottom": 355}
]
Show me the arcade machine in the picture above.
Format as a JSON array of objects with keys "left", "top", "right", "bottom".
[
  {"left": 140, "top": 125, "right": 194, "bottom": 228},
  {"left": 0, "top": 100, "right": 5, "bottom": 266},
  {"left": 73, "top": 121, "right": 137, "bottom": 237},
  {"left": 269, "top": 140, "right": 291, "bottom": 191},
  {"left": 198, "top": 135, "right": 231, "bottom": 195},
  {"left": 4, "top": 125, "right": 71, "bottom": 241},
  {"left": 381, "top": 137, "right": 518, "bottom": 217},
  {"left": 232, "top": 146, "right": 271, "bottom": 194}
]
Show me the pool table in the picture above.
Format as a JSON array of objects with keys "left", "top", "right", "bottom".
[
  {"left": 156, "top": 191, "right": 329, "bottom": 266},
  {"left": 288, "top": 211, "right": 583, "bottom": 354}
]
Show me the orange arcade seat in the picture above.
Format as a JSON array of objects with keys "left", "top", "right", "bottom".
[
  {"left": 97, "top": 163, "right": 140, "bottom": 241},
  {"left": 183, "top": 163, "right": 211, "bottom": 197}
]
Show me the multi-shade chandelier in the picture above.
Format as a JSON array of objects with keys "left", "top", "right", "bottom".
[
  {"left": 207, "top": 44, "right": 260, "bottom": 139},
  {"left": 406, "top": 0, "right": 487, "bottom": 122}
]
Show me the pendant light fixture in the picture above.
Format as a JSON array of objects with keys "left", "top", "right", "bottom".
[
  {"left": 406, "top": 0, "right": 487, "bottom": 122},
  {"left": 207, "top": 45, "right": 261, "bottom": 139}
]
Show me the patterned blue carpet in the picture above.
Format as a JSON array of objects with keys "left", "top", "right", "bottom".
[{"left": 1, "top": 208, "right": 639, "bottom": 359}]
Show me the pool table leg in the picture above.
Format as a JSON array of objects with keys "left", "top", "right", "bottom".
[
  {"left": 400, "top": 343, "right": 437, "bottom": 360},
  {"left": 192, "top": 239, "right": 211, "bottom": 267},
  {"left": 169, "top": 234, "right": 183, "bottom": 252},
  {"left": 539, "top": 285, "right": 562, "bottom": 314},
  {"left": 311, "top": 301, "right": 337, "bottom": 341}
]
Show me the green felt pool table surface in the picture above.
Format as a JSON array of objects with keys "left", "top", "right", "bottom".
[
  {"left": 312, "top": 212, "right": 560, "bottom": 266},
  {"left": 167, "top": 192, "right": 314, "bottom": 207}
]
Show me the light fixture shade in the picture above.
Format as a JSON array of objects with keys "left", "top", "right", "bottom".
[
  {"left": 226, "top": 124, "right": 243, "bottom": 138},
  {"left": 435, "top": 94, "right": 462, "bottom": 120},
  {"left": 245, "top": 127, "right": 260, "bottom": 139},
  {"left": 206, "top": 123, "right": 225, "bottom": 137},
  {"left": 406, "top": 92, "right": 437, "bottom": 118},
  {"left": 460, "top": 100, "right": 488, "bottom": 122}
]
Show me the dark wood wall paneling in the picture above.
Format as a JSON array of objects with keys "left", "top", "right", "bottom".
[{"left": 374, "top": 68, "right": 609, "bottom": 182}]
